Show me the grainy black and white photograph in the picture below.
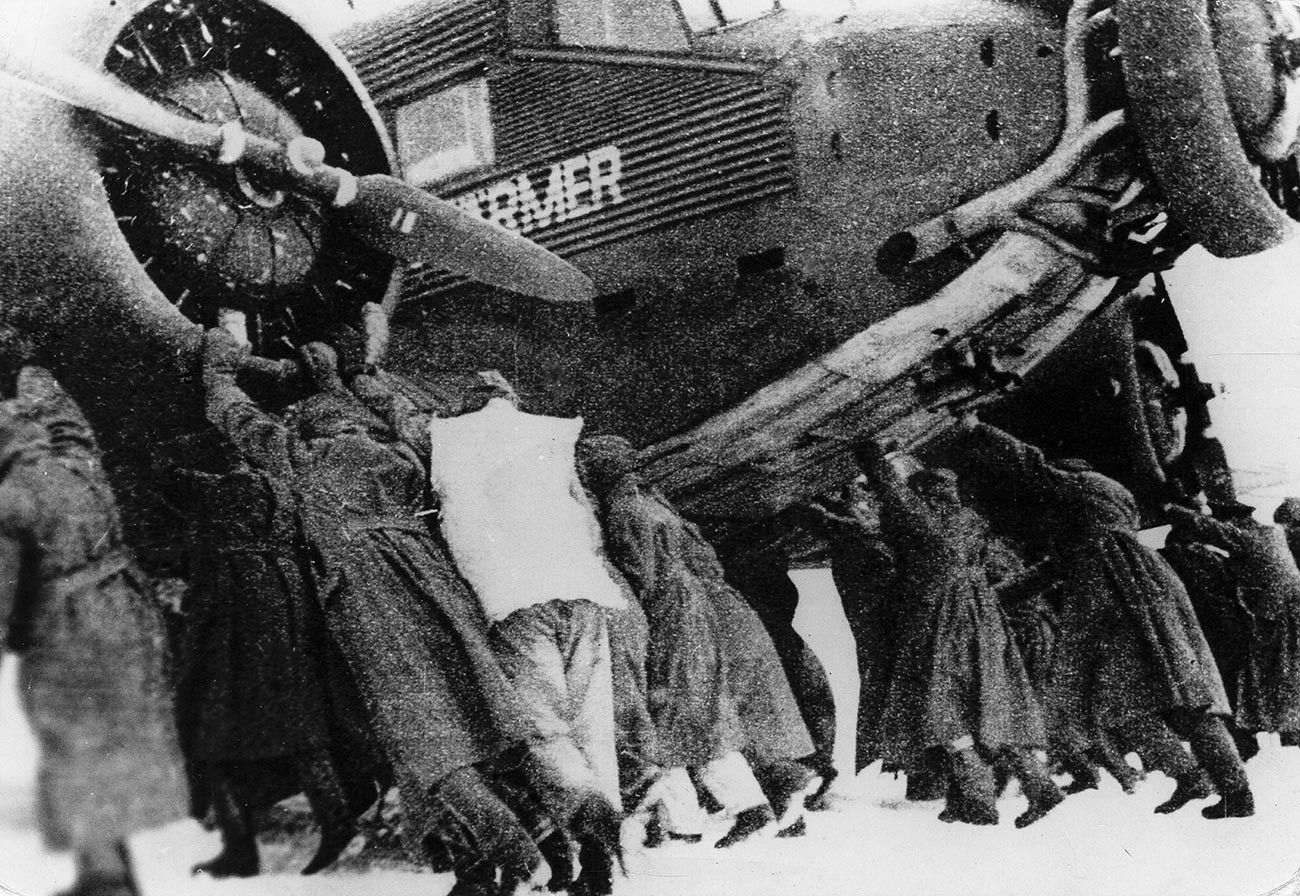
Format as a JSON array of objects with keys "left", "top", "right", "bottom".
[{"left": 2, "top": 0, "right": 1300, "bottom": 893}]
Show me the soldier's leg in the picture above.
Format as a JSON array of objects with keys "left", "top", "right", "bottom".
[
  {"left": 1089, "top": 730, "right": 1142, "bottom": 793},
  {"left": 1185, "top": 713, "right": 1254, "bottom": 819},
  {"left": 998, "top": 747, "right": 1065, "bottom": 828},
  {"left": 940, "top": 738, "right": 999, "bottom": 826},
  {"left": 603, "top": 603, "right": 663, "bottom": 807},
  {"left": 296, "top": 750, "right": 362, "bottom": 876},
  {"left": 490, "top": 603, "right": 622, "bottom": 896},
  {"left": 1114, "top": 715, "right": 1212, "bottom": 814},
  {"left": 701, "top": 751, "right": 776, "bottom": 848},
  {"left": 429, "top": 766, "right": 546, "bottom": 896},
  {"left": 190, "top": 770, "right": 259, "bottom": 878},
  {"left": 59, "top": 841, "right": 138, "bottom": 896},
  {"left": 639, "top": 766, "right": 706, "bottom": 846},
  {"left": 905, "top": 748, "right": 949, "bottom": 802},
  {"left": 721, "top": 561, "right": 838, "bottom": 797}
]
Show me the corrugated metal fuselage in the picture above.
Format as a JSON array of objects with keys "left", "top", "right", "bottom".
[{"left": 338, "top": 0, "right": 1069, "bottom": 444}]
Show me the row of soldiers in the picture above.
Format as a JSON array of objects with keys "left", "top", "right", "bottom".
[
  {"left": 0, "top": 328, "right": 830, "bottom": 896},
  {"left": 811, "top": 412, "right": 1300, "bottom": 828},
  {"left": 2, "top": 326, "right": 1294, "bottom": 896}
]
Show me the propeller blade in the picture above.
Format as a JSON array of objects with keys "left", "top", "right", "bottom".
[
  {"left": 2, "top": 52, "right": 595, "bottom": 302},
  {"left": 0, "top": 53, "right": 220, "bottom": 151},
  {"left": 341, "top": 175, "right": 596, "bottom": 302}
]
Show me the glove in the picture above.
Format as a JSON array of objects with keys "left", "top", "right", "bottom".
[
  {"left": 298, "top": 342, "right": 345, "bottom": 393},
  {"left": 203, "top": 327, "right": 249, "bottom": 378}
]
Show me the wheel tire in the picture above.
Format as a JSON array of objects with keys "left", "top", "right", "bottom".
[{"left": 1118, "top": 0, "right": 1295, "bottom": 257}]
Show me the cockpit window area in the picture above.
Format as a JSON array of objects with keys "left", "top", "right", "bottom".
[
  {"left": 393, "top": 78, "right": 496, "bottom": 187},
  {"left": 552, "top": 0, "right": 690, "bottom": 50},
  {"left": 675, "top": 0, "right": 778, "bottom": 32}
]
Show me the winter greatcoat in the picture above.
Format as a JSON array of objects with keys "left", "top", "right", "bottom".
[
  {"left": 964, "top": 423, "right": 1230, "bottom": 731},
  {"left": 601, "top": 476, "right": 815, "bottom": 769},
  {"left": 164, "top": 455, "right": 383, "bottom": 819},
  {"left": 204, "top": 359, "right": 535, "bottom": 863},
  {"left": 0, "top": 389, "right": 186, "bottom": 852},
  {"left": 870, "top": 457, "right": 1047, "bottom": 770},
  {"left": 1165, "top": 506, "right": 1300, "bottom": 734}
]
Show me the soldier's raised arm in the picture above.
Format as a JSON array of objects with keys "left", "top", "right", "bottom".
[
  {"left": 351, "top": 370, "right": 430, "bottom": 454},
  {"left": 201, "top": 329, "right": 292, "bottom": 477},
  {"left": 959, "top": 415, "right": 1071, "bottom": 503},
  {"left": 1164, "top": 503, "right": 1250, "bottom": 555}
]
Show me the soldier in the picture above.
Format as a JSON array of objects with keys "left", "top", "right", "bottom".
[
  {"left": 959, "top": 414, "right": 1254, "bottom": 819},
  {"left": 805, "top": 478, "right": 921, "bottom": 791},
  {"left": 1165, "top": 499, "right": 1300, "bottom": 751},
  {"left": 863, "top": 445, "right": 1062, "bottom": 828},
  {"left": 420, "top": 400, "right": 630, "bottom": 896},
  {"left": 200, "top": 331, "right": 547, "bottom": 895},
  {"left": 157, "top": 425, "right": 386, "bottom": 878},
  {"left": 0, "top": 364, "right": 187, "bottom": 896},
  {"left": 578, "top": 435, "right": 820, "bottom": 847},
  {"left": 707, "top": 515, "right": 840, "bottom": 809}
]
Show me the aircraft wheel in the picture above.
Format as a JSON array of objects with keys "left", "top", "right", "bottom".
[
  {"left": 98, "top": 0, "right": 399, "bottom": 352},
  {"left": 1117, "top": 0, "right": 1300, "bottom": 257}
]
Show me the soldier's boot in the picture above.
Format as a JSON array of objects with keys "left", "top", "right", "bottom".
[
  {"left": 1229, "top": 726, "right": 1261, "bottom": 763},
  {"left": 1001, "top": 749, "right": 1065, "bottom": 829},
  {"left": 714, "top": 805, "right": 777, "bottom": 848},
  {"left": 192, "top": 779, "right": 259, "bottom": 878},
  {"left": 1091, "top": 735, "right": 1142, "bottom": 794},
  {"left": 428, "top": 767, "right": 545, "bottom": 893},
  {"left": 298, "top": 751, "right": 359, "bottom": 875},
  {"left": 447, "top": 862, "right": 500, "bottom": 896},
  {"left": 1188, "top": 715, "right": 1255, "bottom": 820},
  {"left": 569, "top": 794, "right": 625, "bottom": 896},
  {"left": 905, "top": 748, "right": 948, "bottom": 801},
  {"left": 638, "top": 766, "right": 705, "bottom": 847},
  {"left": 1060, "top": 758, "right": 1101, "bottom": 795},
  {"left": 750, "top": 755, "right": 820, "bottom": 833},
  {"left": 1116, "top": 716, "right": 1214, "bottom": 814},
  {"left": 538, "top": 831, "right": 575, "bottom": 893},
  {"left": 905, "top": 770, "right": 948, "bottom": 801},
  {"left": 1154, "top": 769, "right": 1215, "bottom": 815},
  {"left": 58, "top": 841, "right": 140, "bottom": 896},
  {"left": 941, "top": 746, "right": 999, "bottom": 826}
]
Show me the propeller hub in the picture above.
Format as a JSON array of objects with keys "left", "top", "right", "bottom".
[
  {"left": 96, "top": 0, "right": 397, "bottom": 351},
  {"left": 134, "top": 72, "right": 319, "bottom": 300}
]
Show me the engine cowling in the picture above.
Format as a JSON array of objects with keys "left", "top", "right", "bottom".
[
  {"left": 0, "top": 0, "right": 396, "bottom": 557},
  {"left": 0, "top": 0, "right": 397, "bottom": 401}
]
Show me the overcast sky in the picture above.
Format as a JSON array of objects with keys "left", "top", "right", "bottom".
[{"left": 1166, "top": 242, "right": 1300, "bottom": 510}]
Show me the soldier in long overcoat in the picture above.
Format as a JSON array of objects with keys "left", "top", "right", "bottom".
[
  {"left": 865, "top": 447, "right": 1061, "bottom": 828},
  {"left": 0, "top": 371, "right": 187, "bottom": 896},
  {"left": 960, "top": 416, "right": 1254, "bottom": 819},
  {"left": 578, "top": 435, "right": 819, "bottom": 846},
  {"left": 160, "top": 429, "right": 386, "bottom": 877},
  {"left": 1165, "top": 501, "right": 1300, "bottom": 744},
  {"left": 201, "top": 331, "right": 545, "bottom": 894},
  {"left": 808, "top": 479, "right": 899, "bottom": 776}
]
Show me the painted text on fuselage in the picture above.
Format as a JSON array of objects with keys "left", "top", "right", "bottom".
[{"left": 449, "top": 144, "right": 625, "bottom": 235}]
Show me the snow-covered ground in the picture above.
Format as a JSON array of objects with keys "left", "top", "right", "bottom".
[{"left": 4, "top": 572, "right": 1300, "bottom": 896}]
